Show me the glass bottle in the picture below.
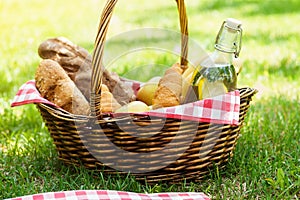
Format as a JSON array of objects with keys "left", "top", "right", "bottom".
[{"left": 186, "top": 18, "right": 243, "bottom": 101}]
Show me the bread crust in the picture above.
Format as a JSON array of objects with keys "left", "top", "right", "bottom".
[
  {"left": 153, "top": 63, "right": 183, "bottom": 108},
  {"left": 38, "top": 37, "right": 135, "bottom": 104},
  {"left": 35, "top": 59, "right": 90, "bottom": 115},
  {"left": 98, "top": 84, "right": 121, "bottom": 113}
]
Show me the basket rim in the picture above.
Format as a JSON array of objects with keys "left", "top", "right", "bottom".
[{"left": 37, "top": 87, "right": 257, "bottom": 120}]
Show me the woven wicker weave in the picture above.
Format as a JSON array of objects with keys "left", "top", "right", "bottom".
[{"left": 37, "top": 0, "right": 257, "bottom": 184}]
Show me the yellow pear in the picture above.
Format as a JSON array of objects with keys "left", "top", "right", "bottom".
[
  {"left": 115, "top": 101, "right": 150, "bottom": 113},
  {"left": 137, "top": 77, "right": 161, "bottom": 105}
]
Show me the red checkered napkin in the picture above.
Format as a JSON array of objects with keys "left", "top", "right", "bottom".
[
  {"left": 142, "top": 90, "right": 240, "bottom": 125},
  {"left": 11, "top": 80, "right": 240, "bottom": 125},
  {"left": 7, "top": 190, "right": 211, "bottom": 200},
  {"left": 11, "top": 80, "right": 57, "bottom": 108},
  {"left": 120, "top": 78, "right": 240, "bottom": 125}
]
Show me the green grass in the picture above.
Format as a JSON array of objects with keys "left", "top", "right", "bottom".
[{"left": 1, "top": 0, "right": 300, "bottom": 199}]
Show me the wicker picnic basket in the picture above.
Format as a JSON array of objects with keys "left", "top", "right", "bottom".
[{"left": 37, "top": 0, "right": 257, "bottom": 184}]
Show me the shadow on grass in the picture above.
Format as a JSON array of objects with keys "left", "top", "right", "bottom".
[
  {"left": 126, "top": 0, "right": 300, "bottom": 23},
  {"left": 196, "top": 0, "right": 300, "bottom": 16},
  {"left": 266, "top": 58, "right": 300, "bottom": 80}
]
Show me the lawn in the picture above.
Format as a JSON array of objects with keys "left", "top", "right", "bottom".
[{"left": 1, "top": 0, "right": 300, "bottom": 199}]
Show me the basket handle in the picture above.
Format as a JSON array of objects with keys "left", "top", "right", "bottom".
[{"left": 91, "top": 0, "right": 189, "bottom": 96}]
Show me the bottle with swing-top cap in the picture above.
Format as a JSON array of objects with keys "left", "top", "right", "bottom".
[{"left": 187, "top": 18, "right": 243, "bottom": 101}]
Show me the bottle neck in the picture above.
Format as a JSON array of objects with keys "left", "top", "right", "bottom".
[
  {"left": 215, "top": 25, "right": 240, "bottom": 57},
  {"left": 208, "top": 48, "right": 233, "bottom": 66},
  {"left": 200, "top": 22, "right": 241, "bottom": 68}
]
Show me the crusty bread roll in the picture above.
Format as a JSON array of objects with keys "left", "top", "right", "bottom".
[
  {"left": 98, "top": 84, "right": 121, "bottom": 113},
  {"left": 35, "top": 59, "right": 90, "bottom": 115},
  {"left": 153, "top": 63, "right": 183, "bottom": 108}
]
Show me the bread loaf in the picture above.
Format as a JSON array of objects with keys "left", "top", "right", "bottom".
[
  {"left": 38, "top": 37, "right": 136, "bottom": 105},
  {"left": 38, "top": 37, "right": 92, "bottom": 100},
  {"left": 35, "top": 59, "right": 90, "bottom": 115}
]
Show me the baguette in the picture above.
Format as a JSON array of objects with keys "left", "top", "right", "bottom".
[{"left": 35, "top": 59, "right": 90, "bottom": 115}]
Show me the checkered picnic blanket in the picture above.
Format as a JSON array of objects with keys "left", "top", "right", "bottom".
[
  {"left": 7, "top": 190, "right": 211, "bottom": 200},
  {"left": 11, "top": 80, "right": 240, "bottom": 125}
]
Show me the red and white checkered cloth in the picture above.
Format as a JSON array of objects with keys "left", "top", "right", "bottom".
[
  {"left": 11, "top": 80, "right": 57, "bottom": 107},
  {"left": 11, "top": 80, "right": 240, "bottom": 125},
  {"left": 7, "top": 190, "right": 211, "bottom": 200}
]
